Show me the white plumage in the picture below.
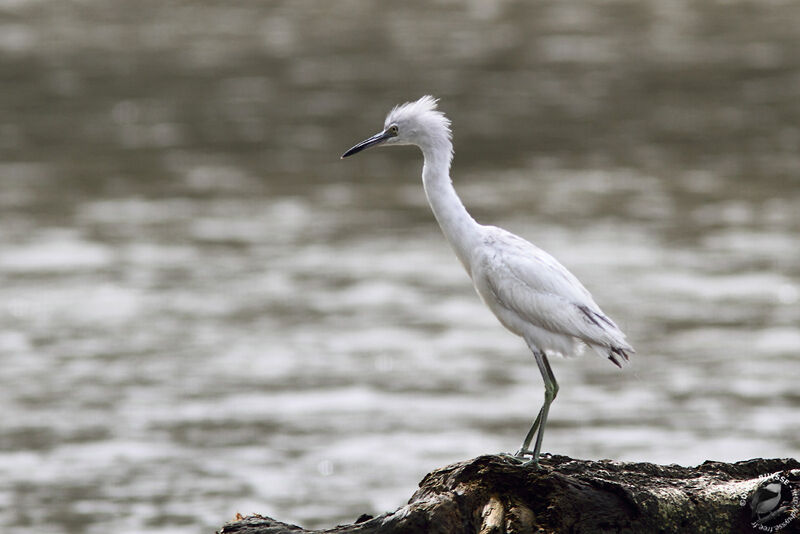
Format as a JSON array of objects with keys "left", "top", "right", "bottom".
[
  {"left": 342, "top": 96, "right": 633, "bottom": 466},
  {"left": 474, "top": 228, "right": 630, "bottom": 358}
]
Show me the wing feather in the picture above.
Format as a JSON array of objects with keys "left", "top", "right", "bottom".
[{"left": 479, "top": 227, "right": 631, "bottom": 351}]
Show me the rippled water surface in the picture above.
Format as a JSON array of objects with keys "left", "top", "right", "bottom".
[{"left": 1, "top": 1, "right": 799, "bottom": 532}]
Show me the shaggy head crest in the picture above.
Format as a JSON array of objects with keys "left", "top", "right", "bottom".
[
  {"left": 382, "top": 96, "right": 453, "bottom": 162},
  {"left": 384, "top": 95, "right": 451, "bottom": 138},
  {"left": 341, "top": 95, "right": 453, "bottom": 161}
]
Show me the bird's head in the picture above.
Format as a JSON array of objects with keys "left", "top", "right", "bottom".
[{"left": 341, "top": 95, "right": 452, "bottom": 159}]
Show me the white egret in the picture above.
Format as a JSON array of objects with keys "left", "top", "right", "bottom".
[{"left": 341, "top": 96, "right": 633, "bottom": 466}]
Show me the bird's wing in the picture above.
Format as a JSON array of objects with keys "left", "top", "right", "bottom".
[{"left": 479, "top": 227, "right": 631, "bottom": 351}]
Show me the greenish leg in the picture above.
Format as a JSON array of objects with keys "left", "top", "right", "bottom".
[
  {"left": 516, "top": 348, "right": 559, "bottom": 467},
  {"left": 516, "top": 407, "right": 544, "bottom": 457}
]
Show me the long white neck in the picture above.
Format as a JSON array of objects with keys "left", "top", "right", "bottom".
[{"left": 420, "top": 141, "right": 482, "bottom": 273}]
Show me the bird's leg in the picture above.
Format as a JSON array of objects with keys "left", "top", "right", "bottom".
[
  {"left": 515, "top": 407, "right": 543, "bottom": 457},
  {"left": 516, "top": 349, "right": 559, "bottom": 467},
  {"left": 531, "top": 351, "right": 558, "bottom": 462}
]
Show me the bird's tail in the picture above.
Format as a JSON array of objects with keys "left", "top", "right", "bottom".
[
  {"left": 590, "top": 344, "right": 634, "bottom": 368},
  {"left": 607, "top": 346, "right": 633, "bottom": 368}
]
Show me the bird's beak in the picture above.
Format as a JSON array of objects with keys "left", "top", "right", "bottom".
[{"left": 341, "top": 130, "right": 393, "bottom": 159}]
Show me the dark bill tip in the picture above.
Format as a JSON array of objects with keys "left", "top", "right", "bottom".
[{"left": 341, "top": 130, "right": 391, "bottom": 159}]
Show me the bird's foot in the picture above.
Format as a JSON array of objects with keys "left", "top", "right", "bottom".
[
  {"left": 497, "top": 449, "right": 543, "bottom": 468},
  {"left": 497, "top": 452, "right": 525, "bottom": 464},
  {"left": 498, "top": 449, "right": 551, "bottom": 468}
]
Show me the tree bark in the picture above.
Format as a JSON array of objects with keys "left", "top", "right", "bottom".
[{"left": 218, "top": 454, "right": 800, "bottom": 534}]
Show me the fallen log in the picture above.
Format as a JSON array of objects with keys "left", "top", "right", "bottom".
[{"left": 218, "top": 454, "right": 800, "bottom": 534}]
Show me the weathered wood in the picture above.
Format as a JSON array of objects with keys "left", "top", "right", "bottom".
[{"left": 218, "top": 454, "right": 800, "bottom": 534}]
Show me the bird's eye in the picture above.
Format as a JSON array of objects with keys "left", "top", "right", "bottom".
[{"left": 389, "top": 125, "right": 398, "bottom": 135}]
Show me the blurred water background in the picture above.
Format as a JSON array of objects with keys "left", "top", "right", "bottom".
[{"left": 0, "top": 1, "right": 798, "bottom": 532}]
